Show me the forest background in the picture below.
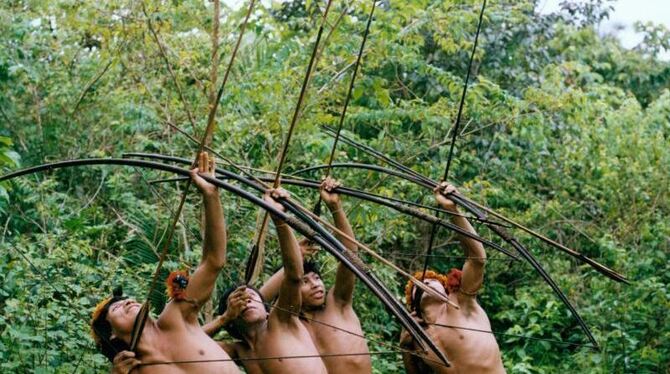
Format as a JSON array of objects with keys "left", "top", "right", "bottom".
[{"left": 0, "top": 0, "right": 668, "bottom": 372}]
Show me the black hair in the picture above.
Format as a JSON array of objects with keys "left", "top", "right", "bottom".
[
  {"left": 217, "top": 284, "right": 269, "bottom": 340},
  {"left": 303, "top": 259, "right": 321, "bottom": 277},
  {"left": 91, "top": 287, "right": 131, "bottom": 361}
]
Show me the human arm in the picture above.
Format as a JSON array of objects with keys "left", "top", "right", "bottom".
[
  {"left": 402, "top": 352, "right": 433, "bottom": 374},
  {"left": 321, "top": 177, "right": 357, "bottom": 307},
  {"left": 202, "top": 314, "right": 228, "bottom": 337},
  {"left": 203, "top": 285, "right": 249, "bottom": 336},
  {"left": 259, "top": 239, "right": 317, "bottom": 301},
  {"left": 400, "top": 329, "right": 433, "bottom": 374},
  {"left": 434, "top": 183, "right": 485, "bottom": 296},
  {"left": 265, "top": 189, "right": 303, "bottom": 324},
  {"left": 400, "top": 310, "right": 435, "bottom": 374},
  {"left": 165, "top": 152, "right": 227, "bottom": 322},
  {"left": 259, "top": 268, "right": 284, "bottom": 302}
]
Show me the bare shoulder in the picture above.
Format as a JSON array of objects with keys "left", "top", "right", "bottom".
[
  {"left": 156, "top": 300, "right": 196, "bottom": 330},
  {"left": 268, "top": 308, "right": 302, "bottom": 332},
  {"left": 325, "top": 288, "right": 356, "bottom": 314},
  {"left": 455, "top": 291, "right": 481, "bottom": 310},
  {"left": 452, "top": 296, "right": 490, "bottom": 324}
]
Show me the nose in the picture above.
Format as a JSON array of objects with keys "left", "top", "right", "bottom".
[{"left": 245, "top": 291, "right": 258, "bottom": 303}]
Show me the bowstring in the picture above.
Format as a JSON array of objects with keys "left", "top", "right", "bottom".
[
  {"left": 135, "top": 291, "right": 596, "bottom": 369},
  {"left": 259, "top": 299, "right": 597, "bottom": 353},
  {"left": 137, "top": 157, "right": 510, "bottom": 227},
  {"left": 427, "top": 322, "right": 597, "bottom": 350},
  {"left": 139, "top": 351, "right": 399, "bottom": 367}
]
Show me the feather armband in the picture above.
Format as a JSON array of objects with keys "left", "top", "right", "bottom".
[{"left": 166, "top": 270, "right": 190, "bottom": 301}]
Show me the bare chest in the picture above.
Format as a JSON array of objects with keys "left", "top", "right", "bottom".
[
  {"left": 305, "top": 309, "right": 372, "bottom": 374},
  {"left": 249, "top": 324, "right": 327, "bottom": 374},
  {"left": 421, "top": 310, "right": 503, "bottom": 373},
  {"left": 138, "top": 326, "right": 239, "bottom": 374}
]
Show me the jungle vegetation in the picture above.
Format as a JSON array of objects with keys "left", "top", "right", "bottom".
[{"left": 0, "top": 0, "right": 668, "bottom": 372}]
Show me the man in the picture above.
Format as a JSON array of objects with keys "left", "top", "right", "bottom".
[
  {"left": 254, "top": 176, "right": 372, "bottom": 374},
  {"left": 209, "top": 188, "right": 328, "bottom": 374},
  {"left": 400, "top": 182, "right": 506, "bottom": 374},
  {"left": 91, "top": 152, "right": 240, "bottom": 374}
]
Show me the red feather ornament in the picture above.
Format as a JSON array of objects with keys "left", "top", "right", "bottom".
[{"left": 166, "top": 270, "right": 190, "bottom": 301}]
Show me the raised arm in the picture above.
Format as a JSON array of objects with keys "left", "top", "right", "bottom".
[
  {"left": 321, "top": 177, "right": 358, "bottom": 306},
  {"left": 203, "top": 285, "right": 249, "bottom": 336},
  {"left": 435, "top": 183, "right": 486, "bottom": 296},
  {"left": 265, "top": 189, "right": 303, "bottom": 325},
  {"left": 259, "top": 239, "right": 317, "bottom": 301},
  {"left": 173, "top": 153, "right": 227, "bottom": 319}
]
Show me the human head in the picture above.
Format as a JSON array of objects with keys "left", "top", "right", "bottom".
[
  {"left": 404, "top": 269, "right": 462, "bottom": 311},
  {"left": 217, "top": 284, "right": 269, "bottom": 340},
  {"left": 90, "top": 287, "right": 140, "bottom": 361},
  {"left": 300, "top": 260, "right": 326, "bottom": 310}
]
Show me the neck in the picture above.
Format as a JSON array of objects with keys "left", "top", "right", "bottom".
[
  {"left": 420, "top": 300, "right": 447, "bottom": 324},
  {"left": 301, "top": 303, "right": 326, "bottom": 321},
  {"left": 134, "top": 318, "right": 158, "bottom": 355},
  {"left": 242, "top": 319, "right": 267, "bottom": 347}
]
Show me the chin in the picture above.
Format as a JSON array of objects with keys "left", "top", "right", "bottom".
[
  {"left": 244, "top": 312, "right": 267, "bottom": 324},
  {"left": 305, "top": 300, "right": 325, "bottom": 310}
]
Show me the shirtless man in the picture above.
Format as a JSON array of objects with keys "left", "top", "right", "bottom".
[
  {"left": 400, "top": 183, "right": 505, "bottom": 374},
  {"left": 245, "top": 176, "right": 372, "bottom": 373},
  {"left": 209, "top": 188, "right": 328, "bottom": 374},
  {"left": 91, "top": 152, "right": 240, "bottom": 374}
]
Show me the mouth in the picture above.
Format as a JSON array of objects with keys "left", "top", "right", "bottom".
[
  {"left": 125, "top": 304, "right": 140, "bottom": 313},
  {"left": 311, "top": 290, "right": 324, "bottom": 299}
]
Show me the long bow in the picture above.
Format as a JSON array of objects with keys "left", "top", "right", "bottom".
[{"left": 0, "top": 158, "right": 451, "bottom": 366}]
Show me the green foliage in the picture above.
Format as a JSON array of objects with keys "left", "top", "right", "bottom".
[
  {"left": 0, "top": 0, "right": 669, "bottom": 372},
  {"left": 0, "top": 136, "right": 20, "bottom": 209}
]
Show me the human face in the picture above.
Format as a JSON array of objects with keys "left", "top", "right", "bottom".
[
  {"left": 300, "top": 272, "right": 325, "bottom": 309},
  {"left": 239, "top": 288, "right": 267, "bottom": 323},
  {"left": 106, "top": 299, "right": 142, "bottom": 337}
]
